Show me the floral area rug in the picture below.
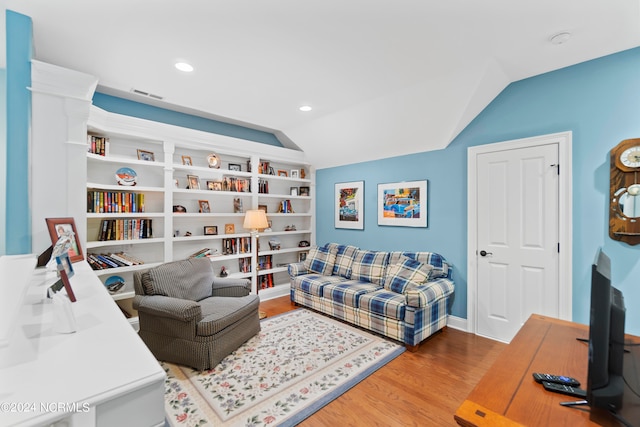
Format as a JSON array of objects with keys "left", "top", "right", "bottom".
[{"left": 163, "top": 308, "right": 405, "bottom": 427}]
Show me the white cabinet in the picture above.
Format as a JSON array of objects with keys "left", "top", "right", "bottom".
[{"left": 84, "top": 107, "right": 314, "bottom": 321}]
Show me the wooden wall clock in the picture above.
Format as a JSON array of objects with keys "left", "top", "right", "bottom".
[{"left": 609, "top": 138, "right": 640, "bottom": 245}]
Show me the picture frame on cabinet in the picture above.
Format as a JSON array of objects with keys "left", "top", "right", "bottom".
[
  {"left": 225, "top": 223, "right": 235, "bottom": 234},
  {"left": 46, "top": 217, "right": 84, "bottom": 263},
  {"left": 229, "top": 163, "right": 241, "bottom": 171},
  {"left": 291, "top": 169, "right": 299, "bottom": 179},
  {"left": 182, "top": 155, "right": 193, "bottom": 166},
  {"left": 377, "top": 180, "right": 427, "bottom": 228},
  {"left": 290, "top": 187, "right": 299, "bottom": 196},
  {"left": 298, "top": 251, "right": 308, "bottom": 262},
  {"left": 187, "top": 174, "right": 200, "bottom": 190},
  {"left": 299, "top": 186, "right": 310, "bottom": 196},
  {"left": 207, "top": 180, "right": 222, "bottom": 191},
  {"left": 137, "top": 149, "right": 155, "bottom": 162},
  {"left": 204, "top": 226, "right": 218, "bottom": 235},
  {"left": 277, "top": 170, "right": 288, "bottom": 177},
  {"left": 198, "top": 200, "right": 211, "bottom": 213},
  {"left": 335, "top": 181, "right": 364, "bottom": 230}
]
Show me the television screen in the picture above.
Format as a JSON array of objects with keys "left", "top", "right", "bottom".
[{"left": 587, "top": 248, "right": 625, "bottom": 411}]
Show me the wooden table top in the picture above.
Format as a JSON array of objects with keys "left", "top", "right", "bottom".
[{"left": 454, "top": 314, "right": 640, "bottom": 427}]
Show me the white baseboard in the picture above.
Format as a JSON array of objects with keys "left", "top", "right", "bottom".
[{"left": 446, "top": 315, "right": 467, "bottom": 332}]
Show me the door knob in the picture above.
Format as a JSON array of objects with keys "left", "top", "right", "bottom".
[{"left": 479, "top": 250, "right": 493, "bottom": 257}]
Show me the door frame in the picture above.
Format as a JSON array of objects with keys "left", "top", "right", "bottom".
[{"left": 466, "top": 131, "right": 573, "bottom": 335}]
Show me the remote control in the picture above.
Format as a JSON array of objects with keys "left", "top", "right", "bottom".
[
  {"left": 541, "top": 381, "right": 587, "bottom": 398},
  {"left": 532, "top": 373, "right": 580, "bottom": 387}
]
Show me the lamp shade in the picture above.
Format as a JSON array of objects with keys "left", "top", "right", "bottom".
[{"left": 243, "top": 209, "right": 269, "bottom": 230}]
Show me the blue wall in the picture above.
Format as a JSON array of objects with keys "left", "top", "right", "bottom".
[
  {"left": 0, "top": 67, "right": 6, "bottom": 256},
  {"left": 317, "top": 47, "right": 640, "bottom": 335},
  {"left": 93, "top": 93, "right": 284, "bottom": 148},
  {"left": 5, "top": 10, "right": 32, "bottom": 255}
]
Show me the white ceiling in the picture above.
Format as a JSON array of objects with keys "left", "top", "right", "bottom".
[{"left": 3, "top": 0, "right": 640, "bottom": 168}]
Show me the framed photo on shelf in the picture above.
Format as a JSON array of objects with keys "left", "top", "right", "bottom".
[
  {"left": 198, "top": 200, "right": 211, "bottom": 213},
  {"left": 298, "top": 251, "right": 308, "bottom": 262},
  {"left": 290, "top": 187, "right": 299, "bottom": 196},
  {"left": 182, "top": 155, "right": 193, "bottom": 166},
  {"left": 204, "top": 226, "right": 218, "bottom": 235},
  {"left": 299, "top": 186, "right": 310, "bottom": 196},
  {"left": 224, "top": 223, "right": 235, "bottom": 234},
  {"left": 174, "top": 178, "right": 179, "bottom": 188},
  {"left": 187, "top": 174, "right": 201, "bottom": 190},
  {"left": 258, "top": 204, "right": 268, "bottom": 213},
  {"left": 291, "top": 169, "right": 300, "bottom": 179},
  {"left": 49, "top": 252, "right": 77, "bottom": 302},
  {"left": 377, "top": 180, "right": 427, "bottom": 228},
  {"left": 233, "top": 197, "right": 243, "bottom": 213},
  {"left": 45, "top": 217, "right": 84, "bottom": 263},
  {"left": 137, "top": 149, "right": 155, "bottom": 161},
  {"left": 228, "top": 163, "right": 241, "bottom": 171},
  {"left": 277, "top": 170, "right": 288, "bottom": 177},
  {"left": 335, "top": 181, "right": 364, "bottom": 230}
]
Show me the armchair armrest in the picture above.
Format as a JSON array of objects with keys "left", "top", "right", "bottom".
[
  {"left": 288, "top": 262, "right": 310, "bottom": 278},
  {"left": 211, "top": 277, "right": 251, "bottom": 297},
  {"left": 133, "top": 295, "right": 202, "bottom": 322},
  {"left": 405, "top": 277, "right": 455, "bottom": 308}
]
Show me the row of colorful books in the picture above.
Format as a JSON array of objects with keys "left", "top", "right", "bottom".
[
  {"left": 188, "top": 248, "right": 212, "bottom": 258},
  {"left": 88, "top": 135, "right": 109, "bottom": 156},
  {"left": 88, "top": 191, "right": 145, "bottom": 213},
  {"left": 259, "top": 274, "right": 274, "bottom": 289},
  {"left": 222, "top": 237, "right": 251, "bottom": 255},
  {"left": 97, "top": 219, "right": 153, "bottom": 241},
  {"left": 258, "top": 178, "right": 270, "bottom": 194},
  {"left": 87, "top": 252, "right": 144, "bottom": 270}
]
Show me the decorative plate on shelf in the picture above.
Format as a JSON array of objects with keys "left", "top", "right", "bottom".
[
  {"left": 207, "top": 153, "right": 221, "bottom": 169},
  {"left": 115, "top": 167, "right": 137, "bottom": 186},
  {"left": 105, "top": 275, "right": 125, "bottom": 294}
]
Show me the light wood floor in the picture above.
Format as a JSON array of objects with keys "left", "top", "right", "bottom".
[{"left": 260, "top": 296, "right": 506, "bottom": 426}]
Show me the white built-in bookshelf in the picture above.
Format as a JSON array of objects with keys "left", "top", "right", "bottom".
[{"left": 85, "top": 106, "right": 315, "bottom": 324}]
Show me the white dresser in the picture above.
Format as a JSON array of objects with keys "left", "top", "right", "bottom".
[{"left": 0, "top": 256, "right": 166, "bottom": 427}]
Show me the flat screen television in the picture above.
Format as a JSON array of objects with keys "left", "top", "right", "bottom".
[{"left": 586, "top": 247, "right": 626, "bottom": 411}]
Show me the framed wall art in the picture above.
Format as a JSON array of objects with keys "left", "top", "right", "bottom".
[
  {"left": 377, "top": 180, "right": 427, "bottom": 227},
  {"left": 335, "top": 181, "right": 364, "bottom": 230}
]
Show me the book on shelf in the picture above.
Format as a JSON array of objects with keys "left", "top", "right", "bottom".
[
  {"left": 238, "top": 257, "right": 251, "bottom": 273},
  {"left": 278, "top": 199, "right": 294, "bottom": 213},
  {"left": 88, "top": 191, "right": 145, "bottom": 214},
  {"left": 87, "top": 252, "right": 145, "bottom": 271},
  {"left": 222, "top": 237, "right": 251, "bottom": 255},
  {"left": 188, "top": 248, "right": 211, "bottom": 258},
  {"left": 97, "top": 219, "right": 153, "bottom": 241},
  {"left": 87, "top": 135, "right": 110, "bottom": 156},
  {"left": 258, "top": 178, "right": 269, "bottom": 194},
  {"left": 259, "top": 273, "right": 274, "bottom": 289}
]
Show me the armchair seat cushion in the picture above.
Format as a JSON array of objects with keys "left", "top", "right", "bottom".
[{"left": 197, "top": 294, "right": 260, "bottom": 336}]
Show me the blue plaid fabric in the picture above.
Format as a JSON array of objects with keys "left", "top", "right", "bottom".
[
  {"left": 389, "top": 251, "right": 451, "bottom": 279},
  {"left": 325, "top": 243, "right": 359, "bottom": 278},
  {"left": 358, "top": 290, "right": 406, "bottom": 321},
  {"left": 384, "top": 255, "right": 433, "bottom": 293},
  {"left": 292, "top": 274, "right": 346, "bottom": 297},
  {"left": 405, "top": 277, "right": 454, "bottom": 308},
  {"left": 350, "top": 250, "right": 389, "bottom": 285},
  {"left": 322, "top": 280, "right": 381, "bottom": 308},
  {"left": 303, "top": 246, "right": 336, "bottom": 275}
]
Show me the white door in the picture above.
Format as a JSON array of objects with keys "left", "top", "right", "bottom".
[{"left": 474, "top": 142, "right": 560, "bottom": 342}]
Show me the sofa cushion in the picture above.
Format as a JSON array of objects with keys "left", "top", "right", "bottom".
[
  {"left": 384, "top": 255, "right": 433, "bottom": 294},
  {"left": 350, "top": 250, "right": 389, "bottom": 285},
  {"left": 291, "top": 274, "right": 346, "bottom": 297},
  {"left": 303, "top": 246, "right": 337, "bottom": 275},
  {"left": 358, "top": 289, "right": 407, "bottom": 321},
  {"left": 322, "top": 280, "right": 381, "bottom": 308},
  {"left": 146, "top": 258, "right": 214, "bottom": 301},
  {"left": 389, "top": 251, "right": 450, "bottom": 279},
  {"left": 326, "top": 243, "right": 359, "bottom": 278}
]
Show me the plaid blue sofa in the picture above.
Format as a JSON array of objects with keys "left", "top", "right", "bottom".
[{"left": 289, "top": 243, "right": 454, "bottom": 348}]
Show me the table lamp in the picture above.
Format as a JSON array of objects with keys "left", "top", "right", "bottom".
[{"left": 243, "top": 209, "right": 269, "bottom": 318}]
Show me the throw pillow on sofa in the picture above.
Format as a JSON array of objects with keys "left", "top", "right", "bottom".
[
  {"left": 350, "top": 249, "right": 389, "bottom": 285},
  {"left": 304, "top": 246, "right": 337, "bottom": 275},
  {"left": 384, "top": 255, "right": 433, "bottom": 293},
  {"left": 325, "top": 243, "right": 359, "bottom": 278}
]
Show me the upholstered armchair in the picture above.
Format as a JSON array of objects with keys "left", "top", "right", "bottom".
[{"left": 133, "top": 257, "right": 260, "bottom": 370}]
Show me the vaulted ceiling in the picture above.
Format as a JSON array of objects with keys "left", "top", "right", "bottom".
[{"left": 3, "top": 1, "right": 640, "bottom": 168}]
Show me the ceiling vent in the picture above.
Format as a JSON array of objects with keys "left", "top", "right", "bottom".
[{"left": 130, "top": 88, "right": 164, "bottom": 100}]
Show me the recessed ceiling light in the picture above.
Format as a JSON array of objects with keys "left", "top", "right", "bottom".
[
  {"left": 549, "top": 32, "right": 572, "bottom": 45},
  {"left": 299, "top": 105, "right": 312, "bottom": 112},
  {"left": 175, "top": 62, "right": 194, "bottom": 72}
]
